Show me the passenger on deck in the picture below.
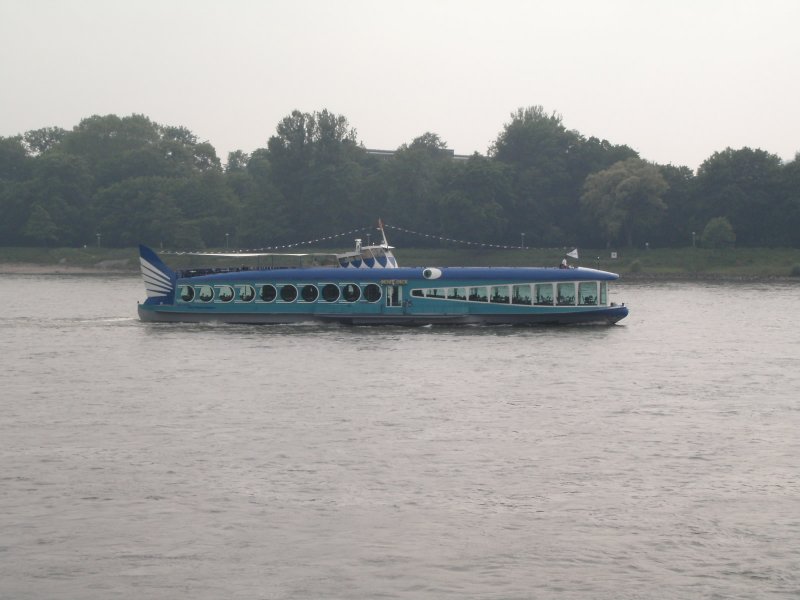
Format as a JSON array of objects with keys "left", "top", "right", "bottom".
[{"left": 559, "top": 258, "right": 569, "bottom": 269}]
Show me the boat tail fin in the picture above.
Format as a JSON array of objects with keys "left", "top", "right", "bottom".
[{"left": 139, "top": 245, "right": 176, "bottom": 301}]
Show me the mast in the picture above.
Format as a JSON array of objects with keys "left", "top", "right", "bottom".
[{"left": 377, "top": 218, "right": 389, "bottom": 248}]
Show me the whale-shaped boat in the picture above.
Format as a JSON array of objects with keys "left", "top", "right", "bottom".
[{"left": 137, "top": 223, "right": 628, "bottom": 325}]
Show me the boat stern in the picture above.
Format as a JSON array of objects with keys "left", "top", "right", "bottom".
[{"left": 139, "top": 245, "right": 176, "bottom": 306}]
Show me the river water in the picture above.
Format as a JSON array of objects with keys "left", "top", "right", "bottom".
[{"left": 0, "top": 274, "right": 798, "bottom": 599}]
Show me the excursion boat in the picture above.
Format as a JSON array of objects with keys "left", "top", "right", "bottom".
[{"left": 137, "top": 223, "right": 628, "bottom": 325}]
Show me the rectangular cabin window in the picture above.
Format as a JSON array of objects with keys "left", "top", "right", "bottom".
[
  {"left": 447, "top": 287, "right": 467, "bottom": 300},
  {"left": 512, "top": 284, "right": 532, "bottom": 305},
  {"left": 578, "top": 282, "right": 598, "bottom": 305},
  {"left": 534, "top": 283, "right": 553, "bottom": 305},
  {"left": 412, "top": 289, "right": 424, "bottom": 297},
  {"left": 425, "top": 288, "right": 445, "bottom": 299},
  {"left": 468, "top": 287, "right": 488, "bottom": 302},
  {"left": 600, "top": 282, "right": 607, "bottom": 305},
  {"left": 557, "top": 282, "right": 575, "bottom": 306},
  {"left": 490, "top": 286, "right": 510, "bottom": 304}
]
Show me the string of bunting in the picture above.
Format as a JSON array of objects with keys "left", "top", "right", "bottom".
[
  {"left": 163, "top": 226, "right": 375, "bottom": 255},
  {"left": 162, "top": 222, "right": 546, "bottom": 255},
  {"left": 384, "top": 224, "right": 526, "bottom": 250}
]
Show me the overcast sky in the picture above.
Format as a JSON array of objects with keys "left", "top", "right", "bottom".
[{"left": 1, "top": 0, "right": 798, "bottom": 171}]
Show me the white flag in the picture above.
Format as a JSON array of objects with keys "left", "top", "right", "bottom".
[{"left": 566, "top": 248, "right": 579, "bottom": 259}]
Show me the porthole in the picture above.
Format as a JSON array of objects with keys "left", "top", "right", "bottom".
[
  {"left": 280, "top": 284, "right": 298, "bottom": 302},
  {"left": 363, "top": 283, "right": 381, "bottom": 303},
  {"left": 179, "top": 285, "right": 194, "bottom": 302},
  {"left": 301, "top": 284, "right": 319, "bottom": 302},
  {"left": 218, "top": 285, "right": 234, "bottom": 303},
  {"left": 197, "top": 285, "right": 214, "bottom": 302},
  {"left": 321, "top": 283, "right": 340, "bottom": 302},
  {"left": 422, "top": 267, "right": 443, "bottom": 280},
  {"left": 341, "top": 283, "right": 361, "bottom": 302},
  {"left": 238, "top": 285, "right": 255, "bottom": 302},
  {"left": 260, "top": 284, "right": 277, "bottom": 302}
]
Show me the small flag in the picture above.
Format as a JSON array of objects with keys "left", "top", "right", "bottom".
[{"left": 566, "top": 248, "right": 579, "bottom": 259}]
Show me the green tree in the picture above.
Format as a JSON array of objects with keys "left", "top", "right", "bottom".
[
  {"left": 27, "top": 151, "right": 94, "bottom": 245},
  {"left": 490, "top": 106, "right": 638, "bottom": 246},
  {"left": 226, "top": 150, "right": 249, "bottom": 173},
  {"left": 379, "top": 132, "right": 455, "bottom": 241},
  {"left": 0, "top": 135, "right": 31, "bottom": 181},
  {"left": 173, "top": 169, "right": 239, "bottom": 248},
  {"left": 23, "top": 127, "right": 67, "bottom": 156},
  {"left": 694, "top": 147, "right": 782, "bottom": 246},
  {"left": 581, "top": 158, "right": 669, "bottom": 247},
  {"left": 5, "top": 107, "right": 797, "bottom": 251},
  {"left": 59, "top": 114, "right": 221, "bottom": 185},
  {"left": 776, "top": 154, "right": 800, "bottom": 246},
  {"left": 61, "top": 114, "right": 162, "bottom": 186},
  {"left": 24, "top": 204, "right": 59, "bottom": 246},
  {"left": 571, "top": 137, "right": 640, "bottom": 245},
  {"left": 266, "top": 109, "right": 366, "bottom": 238},
  {"left": 435, "top": 154, "right": 510, "bottom": 242},
  {"left": 490, "top": 107, "right": 577, "bottom": 243},
  {"left": 0, "top": 181, "right": 28, "bottom": 245},
  {"left": 234, "top": 149, "right": 290, "bottom": 246},
  {"left": 93, "top": 177, "right": 185, "bottom": 247},
  {"left": 653, "top": 164, "right": 696, "bottom": 247},
  {"left": 702, "top": 216, "right": 736, "bottom": 248}
]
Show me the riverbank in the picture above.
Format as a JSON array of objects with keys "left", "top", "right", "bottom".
[
  {"left": 0, "top": 247, "right": 136, "bottom": 274},
  {"left": 0, "top": 262, "right": 133, "bottom": 275},
  {"left": 1, "top": 246, "right": 800, "bottom": 280}
]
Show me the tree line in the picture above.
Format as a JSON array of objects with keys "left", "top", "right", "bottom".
[{"left": 1, "top": 107, "right": 798, "bottom": 250}]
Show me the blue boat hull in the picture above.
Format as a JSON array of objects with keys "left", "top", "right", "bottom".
[{"left": 137, "top": 302, "right": 628, "bottom": 326}]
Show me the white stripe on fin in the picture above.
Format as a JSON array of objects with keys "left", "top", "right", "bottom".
[{"left": 140, "top": 257, "right": 173, "bottom": 298}]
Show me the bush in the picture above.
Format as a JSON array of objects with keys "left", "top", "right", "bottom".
[
  {"left": 629, "top": 259, "right": 642, "bottom": 273},
  {"left": 702, "top": 217, "right": 736, "bottom": 248}
]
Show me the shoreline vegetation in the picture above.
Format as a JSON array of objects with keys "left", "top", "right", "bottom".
[{"left": 1, "top": 246, "right": 799, "bottom": 281}]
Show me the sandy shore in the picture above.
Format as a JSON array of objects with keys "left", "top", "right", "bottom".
[{"left": 0, "top": 262, "right": 136, "bottom": 275}]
